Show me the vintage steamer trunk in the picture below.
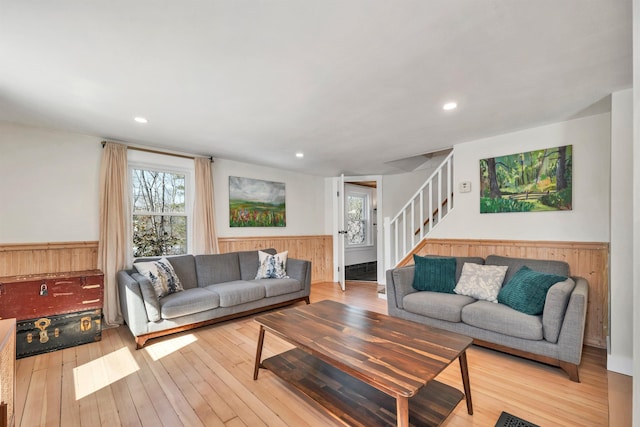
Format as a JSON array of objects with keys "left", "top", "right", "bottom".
[{"left": 0, "top": 270, "right": 103, "bottom": 358}]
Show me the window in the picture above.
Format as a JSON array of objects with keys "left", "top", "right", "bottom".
[
  {"left": 131, "top": 167, "right": 188, "bottom": 257},
  {"left": 346, "top": 192, "right": 370, "bottom": 247}
]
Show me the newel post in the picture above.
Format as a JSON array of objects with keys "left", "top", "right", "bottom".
[{"left": 383, "top": 216, "right": 391, "bottom": 272}]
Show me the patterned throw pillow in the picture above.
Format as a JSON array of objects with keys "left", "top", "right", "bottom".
[
  {"left": 498, "top": 266, "right": 568, "bottom": 315},
  {"left": 453, "top": 263, "right": 508, "bottom": 303},
  {"left": 255, "top": 250, "right": 289, "bottom": 279},
  {"left": 134, "top": 258, "right": 184, "bottom": 298}
]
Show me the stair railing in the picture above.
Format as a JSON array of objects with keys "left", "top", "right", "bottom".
[{"left": 384, "top": 151, "right": 454, "bottom": 271}]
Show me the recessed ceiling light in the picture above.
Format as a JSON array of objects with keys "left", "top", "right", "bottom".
[
  {"left": 295, "top": 152, "right": 304, "bottom": 159},
  {"left": 134, "top": 117, "right": 148, "bottom": 124},
  {"left": 442, "top": 102, "right": 458, "bottom": 111}
]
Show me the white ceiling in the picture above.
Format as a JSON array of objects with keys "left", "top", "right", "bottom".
[{"left": 0, "top": 1, "right": 632, "bottom": 176}]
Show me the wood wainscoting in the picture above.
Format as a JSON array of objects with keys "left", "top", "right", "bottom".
[
  {"left": 0, "top": 241, "right": 99, "bottom": 277},
  {"left": 0, "top": 236, "right": 334, "bottom": 284},
  {"left": 218, "top": 235, "right": 333, "bottom": 283},
  {"left": 2, "top": 237, "right": 603, "bottom": 346},
  {"left": 400, "top": 238, "right": 608, "bottom": 349}
]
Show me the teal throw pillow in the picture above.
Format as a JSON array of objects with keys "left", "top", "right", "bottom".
[
  {"left": 497, "top": 266, "right": 568, "bottom": 315},
  {"left": 412, "top": 255, "right": 457, "bottom": 293}
]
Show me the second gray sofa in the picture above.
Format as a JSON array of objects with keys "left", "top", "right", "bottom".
[
  {"left": 386, "top": 255, "right": 588, "bottom": 382},
  {"left": 118, "top": 248, "right": 311, "bottom": 348}
]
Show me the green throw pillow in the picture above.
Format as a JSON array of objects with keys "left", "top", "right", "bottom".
[
  {"left": 497, "top": 266, "right": 568, "bottom": 315},
  {"left": 412, "top": 255, "right": 457, "bottom": 293}
]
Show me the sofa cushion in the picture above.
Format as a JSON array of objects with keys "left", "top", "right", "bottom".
[
  {"left": 159, "top": 288, "right": 220, "bottom": 320},
  {"left": 134, "top": 258, "right": 184, "bottom": 298},
  {"left": 485, "top": 255, "right": 570, "bottom": 284},
  {"left": 238, "top": 248, "right": 276, "bottom": 280},
  {"left": 196, "top": 253, "right": 241, "bottom": 286},
  {"left": 253, "top": 278, "right": 302, "bottom": 297},
  {"left": 543, "top": 277, "right": 576, "bottom": 343},
  {"left": 498, "top": 266, "right": 568, "bottom": 315},
  {"left": 205, "top": 280, "right": 266, "bottom": 307},
  {"left": 403, "top": 291, "right": 476, "bottom": 322},
  {"left": 255, "top": 250, "right": 289, "bottom": 279},
  {"left": 412, "top": 255, "right": 457, "bottom": 293},
  {"left": 462, "top": 300, "right": 543, "bottom": 340},
  {"left": 454, "top": 263, "right": 508, "bottom": 303},
  {"left": 163, "top": 255, "right": 198, "bottom": 290}
]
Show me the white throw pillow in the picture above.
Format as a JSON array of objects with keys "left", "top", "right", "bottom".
[
  {"left": 454, "top": 262, "right": 508, "bottom": 303},
  {"left": 255, "top": 250, "right": 289, "bottom": 279},
  {"left": 134, "top": 257, "right": 184, "bottom": 298}
]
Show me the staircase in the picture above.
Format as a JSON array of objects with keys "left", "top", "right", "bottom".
[{"left": 383, "top": 151, "right": 454, "bottom": 271}]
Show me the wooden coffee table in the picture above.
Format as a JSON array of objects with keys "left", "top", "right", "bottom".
[{"left": 253, "top": 300, "right": 473, "bottom": 427}]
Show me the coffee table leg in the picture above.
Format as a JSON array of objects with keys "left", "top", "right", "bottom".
[
  {"left": 396, "top": 396, "right": 409, "bottom": 427},
  {"left": 459, "top": 350, "right": 473, "bottom": 415},
  {"left": 253, "top": 326, "right": 266, "bottom": 380}
]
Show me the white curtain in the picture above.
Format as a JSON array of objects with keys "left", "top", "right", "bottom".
[
  {"left": 193, "top": 157, "right": 219, "bottom": 254},
  {"left": 97, "top": 142, "right": 130, "bottom": 326}
]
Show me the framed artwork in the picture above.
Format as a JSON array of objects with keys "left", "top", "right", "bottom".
[
  {"left": 229, "top": 176, "right": 286, "bottom": 227},
  {"left": 479, "top": 145, "right": 572, "bottom": 213}
]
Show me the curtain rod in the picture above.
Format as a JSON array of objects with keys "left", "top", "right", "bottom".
[{"left": 101, "top": 141, "right": 213, "bottom": 162}]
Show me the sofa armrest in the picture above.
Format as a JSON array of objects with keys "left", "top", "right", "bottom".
[
  {"left": 117, "top": 270, "right": 151, "bottom": 336},
  {"left": 131, "top": 273, "right": 161, "bottom": 322},
  {"left": 287, "top": 258, "right": 312, "bottom": 296},
  {"left": 556, "top": 277, "right": 589, "bottom": 364},
  {"left": 386, "top": 265, "right": 417, "bottom": 311},
  {"left": 542, "top": 277, "right": 576, "bottom": 343}
]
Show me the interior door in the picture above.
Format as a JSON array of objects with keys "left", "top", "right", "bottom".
[
  {"left": 337, "top": 174, "right": 346, "bottom": 291},
  {"left": 335, "top": 174, "right": 382, "bottom": 291}
]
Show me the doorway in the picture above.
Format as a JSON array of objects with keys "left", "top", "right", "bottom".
[
  {"left": 344, "top": 182, "right": 378, "bottom": 282},
  {"left": 334, "top": 175, "right": 383, "bottom": 292}
]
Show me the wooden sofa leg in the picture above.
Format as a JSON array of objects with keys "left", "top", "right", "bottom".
[
  {"left": 559, "top": 361, "right": 580, "bottom": 382},
  {"left": 135, "top": 336, "right": 149, "bottom": 349},
  {"left": 304, "top": 296, "right": 310, "bottom": 304}
]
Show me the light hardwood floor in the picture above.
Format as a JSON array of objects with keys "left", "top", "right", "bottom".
[{"left": 14, "top": 281, "right": 629, "bottom": 427}]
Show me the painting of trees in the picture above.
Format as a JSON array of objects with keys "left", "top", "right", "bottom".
[{"left": 479, "top": 145, "right": 572, "bottom": 213}]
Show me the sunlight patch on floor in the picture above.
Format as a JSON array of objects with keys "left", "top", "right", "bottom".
[
  {"left": 74, "top": 346, "right": 139, "bottom": 400},
  {"left": 144, "top": 333, "right": 198, "bottom": 361}
]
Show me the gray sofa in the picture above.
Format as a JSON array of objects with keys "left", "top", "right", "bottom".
[
  {"left": 118, "top": 248, "right": 311, "bottom": 348},
  {"left": 386, "top": 255, "right": 588, "bottom": 382}
]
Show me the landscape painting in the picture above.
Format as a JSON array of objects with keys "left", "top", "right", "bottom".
[
  {"left": 229, "top": 176, "right": 286, "bottom": 227},
  {"left": 479, "top": 145, "right": 572, "bottom": 213}
]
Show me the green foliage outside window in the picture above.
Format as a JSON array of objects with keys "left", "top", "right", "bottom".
[
  {"left": 131, "top": 169, "right": 187, "bottom": 257},
  {"left": 347, "top": 194, "right": 366, "bottom": 245}
]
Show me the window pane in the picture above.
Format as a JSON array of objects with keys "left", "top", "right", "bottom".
[
  {"left": 133, "top": 215, "right": 187, "bottom": 257},
  {"left": 347, "top": 194, "right": 366, "bottom": 245},
  {"left": 132, "top": 169, "right": 185, "bottom": 213}
]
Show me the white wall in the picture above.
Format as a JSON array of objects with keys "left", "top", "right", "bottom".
[
  {"left": 212, "top": 158, "right": 326, "bottom": 237},
  {"left": 609, "top": 89, "right": 634, "bottom": 376},
  {"left": 633, "top": 2, "right": 640, "bottom": 422},
  {"left": 0, "top": 121, "right": 329, "bottom": 246},
  {"left": 381, "top": 168, "right": 435, "bottom": 219},
  {"left": 429, "top": 113, "right": 611, "bottom": 242},
  {"left": 0, "top": 121, "right": 102, "bottom": 243}
]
